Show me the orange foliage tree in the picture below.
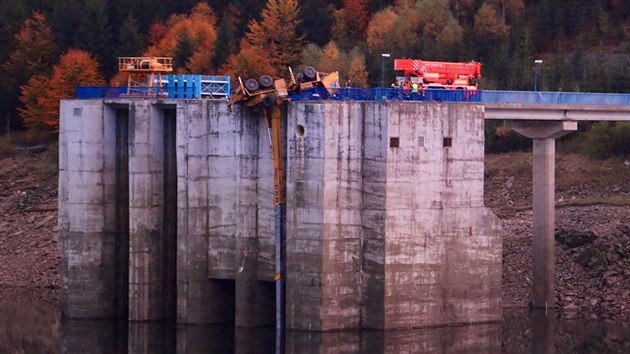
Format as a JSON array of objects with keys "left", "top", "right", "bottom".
[
  {"left": 4, "top": 11, "right": 56, "bottom": 88},
  {"left": 144, "top": 3, "right": 217, "bottom": 73},
  {"left": 19, "top": 49, "right": 104, "bottom": 131},
  {"left": 222, "top": 0, "right": 303, "bottom": 80},
  {"left": 474, "top": 3, "right": 510, "bottom": 42},
  {"left": 332, "top": 0, "right": 370, "bottom": 50},
  {"left": 301, "top": 41, "right": 368, "bottom": 87}
]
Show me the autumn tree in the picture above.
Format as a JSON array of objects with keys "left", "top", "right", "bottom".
[
  {"left": 345, "top": 47, "right": 369, "bottom": 87},
  {"left": 366, "top": 6, "right": 417, "bottom": 57},
  {"left": 144, "top": 3, "right": 218, "bottom": 73},
  {"left": 2, "top": 11, "right": 56, "bottom": 130},
  {"left": 414, "top": 0, "right": 464, "bottom": 59},
  {"left": 474, "top": 3, "right": 510, "bottom": 44},
  {"left": 147, "top": 22, "right": 168, "bottom": 46},
  {"left": 332, "top": 0, "right": 370, "bottom": 50},
  {"left": 220, "top": 40, "right": 276, "bottom": 80},
  {"left": 19, "top": 49, "right": 104, "bottom": 131},
  {"left": 301, "top": 41, "right": 368, "bottom": 87},
  {"left": 241, "top": 0, "right": 304, "bottom": 77}
]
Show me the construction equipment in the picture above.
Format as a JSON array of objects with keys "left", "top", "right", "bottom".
[
  {"left": 228, "top": 67, "right": 339, "bottom": 107},
  {"left": 118, "top": 57, "right": 173, "bottom": 96},
  {"left": 394, "top": 58, "right": 481, "bottom": 90},
  {"left": 227, "top": 66, "right": 338, "bottom": 354}
]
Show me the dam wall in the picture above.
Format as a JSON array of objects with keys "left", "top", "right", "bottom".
[{"left": 59, "top": 98, "right": 502, "bottom": 330}]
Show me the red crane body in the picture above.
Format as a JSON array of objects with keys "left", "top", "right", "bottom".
[{"left": 394, "top": 59, "right": 481, "bottom": 90}]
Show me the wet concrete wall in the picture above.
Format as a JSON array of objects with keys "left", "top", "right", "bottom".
[
  {"left": 59, "top": 99, "right": 502, "bottom": 330},
  {"left": 286, "top": 102, "right": 502, "bottom": 330},
  {"left": 59, "top": 100, "right": 118, "bottom": 318}
]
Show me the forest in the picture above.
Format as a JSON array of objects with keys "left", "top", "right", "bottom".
[{"left": 1, "top": 0, "right": 630, "bottom": 154}]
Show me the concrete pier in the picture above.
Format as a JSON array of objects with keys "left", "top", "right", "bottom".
[
  {"left": 286, "top": 102, "right": 503, "bottom": 330},
  {"left": 513, "top": 121, "right": 577, "bottom": 309},
  {"left": 59, "top": 100, "right": 119, "bottom": 318},
  {"left": 59, "top": 99, "right": 503, "bottom": 329}
]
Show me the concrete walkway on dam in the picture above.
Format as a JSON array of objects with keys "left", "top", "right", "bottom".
[{"left": 59, "top": 98, "right": 505, "bottom": 331}]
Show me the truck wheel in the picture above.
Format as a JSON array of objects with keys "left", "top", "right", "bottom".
[
  {"left": 244, "top": 79, "right": 260, "bottom": 92},
  {"left": 259, "top": 75, "right": 274, "bottom": 88},
  {"left": 303, "top": 66, "right": 317, "bottom": 80},
  {"left": 262, "top": 94, "right": 276, "bottom": 107}
]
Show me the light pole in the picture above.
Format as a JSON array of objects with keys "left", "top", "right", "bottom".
[
  {"left": 381, "top": 53, "right": 390, "bottom": 87},
  {"left": 534, "top": 59, "right": 543, "bottom": 91}
]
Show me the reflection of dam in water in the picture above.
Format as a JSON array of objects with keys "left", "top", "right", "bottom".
[
  {"left": 1, "top": 291, "right": 629, "bottom": 353},
  {"left": 59, "top": 99, "right": 501, "bottom": 330}
]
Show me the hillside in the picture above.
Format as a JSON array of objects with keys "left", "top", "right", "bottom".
[
  {"left": 0, "top": 145, "right": 628, "bottom": 319},
  {"left": 486, "top": 152, "right": 630, "bottom": 319}
]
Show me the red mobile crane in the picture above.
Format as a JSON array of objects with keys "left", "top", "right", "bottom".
[{"left": 394, "top": 58, "right": 481, "bottom": 90}]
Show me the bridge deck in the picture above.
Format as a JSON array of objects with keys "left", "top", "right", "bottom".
[{"left": 484, "top": 103, "right": 630, "bottom": 121}]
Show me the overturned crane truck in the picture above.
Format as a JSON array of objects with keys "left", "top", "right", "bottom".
[
  {"left": 228, "top": 66, "right": 339, "bottom": 354},
  {"left": 394, "top": 58, "right": 481, "bottom": 90}
]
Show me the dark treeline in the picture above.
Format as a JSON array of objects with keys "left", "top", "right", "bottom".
[{"left": 2, "top": 0, "right": 630, "bottom": 153}]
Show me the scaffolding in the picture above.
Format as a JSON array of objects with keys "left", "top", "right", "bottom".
[{"left": 118, "top": 57, "right": 173, "bottom": 96}]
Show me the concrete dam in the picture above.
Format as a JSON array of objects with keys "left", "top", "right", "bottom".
[{"left": 59, "top": 98, "right": 502, "bottom": 331}]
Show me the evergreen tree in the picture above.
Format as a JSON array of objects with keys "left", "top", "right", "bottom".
[
  {"left": 2, "top": 11, "right": 56, "bottom": 130},
  {"left": 244, "top": 0, "right": 304, "bottom": 76},
  {"left": 108, "top": 0, "right": 158, "bottom": 34},
  {"left": 173, "top": 34, "right": 195, "bottom": 72},
  {"left": 117, "top": 13, "right": 144, "bottom": 57},
  {"left": 299, "top": 0, "right": 334, "bottom": 46},
  {"left": 74, "top": 0, "right": 114, "bottom": 75},
  {"left": 0, "top": 0, "right": 30, "bottom": 132},
  {"left": 214, "top": 4, "right": 240, "bottom": 69},
  {"left": 50, "top": 0, "right": 81, "bottom": 51},
  {"left": 0, "top": 0, "right": 30, "bottom": 64}
]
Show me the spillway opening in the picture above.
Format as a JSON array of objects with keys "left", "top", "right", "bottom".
[
  {"left": 163, "top": 108, "right": 178, "bottom": 319},
  {"left": 115, "top": 108, "right": 130, "bottom": 319},
  {"left": 212, "top": 279, "right": 236, "bottom": 322},
  {"left": 257, "top": 280, "right": 276, "bottom": 327}
]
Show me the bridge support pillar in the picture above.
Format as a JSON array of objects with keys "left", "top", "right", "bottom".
[{"left": 513, "top": 120, "right": 577, "bottom": 309}]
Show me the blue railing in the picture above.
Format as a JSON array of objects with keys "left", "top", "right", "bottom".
[
  {"left": 76, "top": 86, "right": 128, "bottom": 99},
  {"left": 289, "top": 87, "right": 480, "bottom": 102},
  {"left": 77, "top": 75, "right": 230, "bottom": 99},
  {"left": 478, "top": 90, "right": 630, "bottom": 105},
  {"left": 77, "top": 85, "right": 630, "bottom": 106}
]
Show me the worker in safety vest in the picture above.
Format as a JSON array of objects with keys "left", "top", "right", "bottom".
[
  {"left": 403, "top": 80, "right": 411, "bottom": 99},
  {"left": 411, "top": 81, "right": 419, "bottom": 100}
]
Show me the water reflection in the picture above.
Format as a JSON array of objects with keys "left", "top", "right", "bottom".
[
  {"left": 1, "top": 292, "right": 629, "bottom": 353},
  {"left": 532, "top": 310, "right": 555, "bottom": 354}
]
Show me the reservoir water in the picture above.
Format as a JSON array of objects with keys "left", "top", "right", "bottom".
[{"left": 1, "top": 288, "right": 628, "bottom": 353}]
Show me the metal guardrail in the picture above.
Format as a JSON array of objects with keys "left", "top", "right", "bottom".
[
  {"left": 478, "top": 90, "right": 630, "bottom": 105},
  {"left": 77, "top": 75, "right": 230, "bottom": 99},
  {"left": 289, "top": 87, "right": 480, "bottom": 102},
  {"left": 76, "top": 86, "right": 128, "bottom": 99},
  {"left": 77, "top": 86, "right": 630, "bottom": 106}
]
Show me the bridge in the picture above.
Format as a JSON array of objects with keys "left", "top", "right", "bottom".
[{"left": 60, "top": 89, "right": 630, "bottom": 334}]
